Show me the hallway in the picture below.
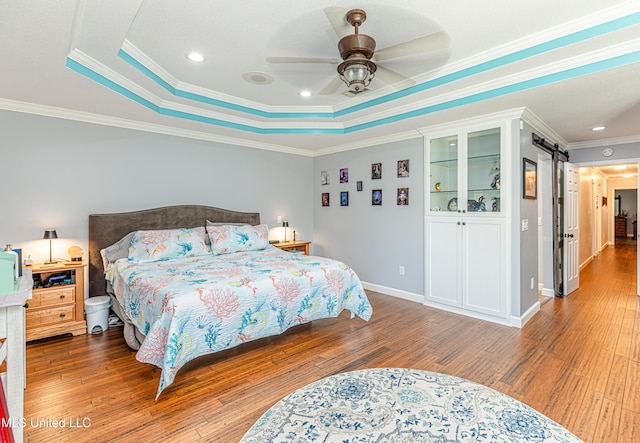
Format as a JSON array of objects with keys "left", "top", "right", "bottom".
[{"left": 529, "top": 238, "right": 638, "bottom": 440}]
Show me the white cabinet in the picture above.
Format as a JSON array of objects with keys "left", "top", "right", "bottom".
[
  {"left": 425, "top": 122, "right": 509, "bottom": 324},
  {"left": 426, "top": 218, "right": 506, "bottom": 319},
  {"left": 429, "top": 127, "right": 503, "bottom": 214},
  {"left": 0, "top": 270, "right": 32, "bottom": 443}
]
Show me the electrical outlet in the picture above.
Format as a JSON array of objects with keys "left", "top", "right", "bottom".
[
  {"left": 276, "top": 215, "right": 282, "bottom": 224},
  {"left": 522, "top": 219, "right": 529, "bottom": 231},
  {"left": 531, "top": 277, "right": 535, "bottom": 289},
  {"left": 399, "top": 266, "right": 405, "bottom": 276}
]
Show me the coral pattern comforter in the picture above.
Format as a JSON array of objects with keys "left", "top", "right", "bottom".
[{"left": 108, "top": 246, "right": 373, "bottom": 397}]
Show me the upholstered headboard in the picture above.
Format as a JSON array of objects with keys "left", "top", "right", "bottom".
[{"left": 88, "top": 205, "right": 261, "bottom": 297}]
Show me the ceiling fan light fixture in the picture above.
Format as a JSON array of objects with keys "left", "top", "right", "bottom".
[{"left": 338, "top": 59, "right": 376, "bottom": 92}]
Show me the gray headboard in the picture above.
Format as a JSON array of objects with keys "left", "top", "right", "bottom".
[{"left": 88, "top": 205, "right": 261, "bottom": 297}]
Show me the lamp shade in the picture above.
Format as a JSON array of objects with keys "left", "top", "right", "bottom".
[
  {"left": 282, "top": 221, "right": 289, "bottom": 228},
  {"left": 43, "top": 229, "right": 58, "bottom": 240}
]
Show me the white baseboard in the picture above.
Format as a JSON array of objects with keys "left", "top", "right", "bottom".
[
  {"left": 512, "top": 301, "right": 540, "bottom": 328},
  {"left": 361, "top": 282, "right": 424, "bottom": 304},
  {"left": 579, "top": 256, "right": 593, "bottom": 270},
  {"left": 362, "top": 282, "right": 543, "bottom": 329},
  {"left": 539, "top": 287, "right": 554, "bottom": 297},
  {"left": 422, "top": 300, "right": 513, "bottom": 327}
]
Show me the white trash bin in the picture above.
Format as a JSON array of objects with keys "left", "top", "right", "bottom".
[{"left": 85, "top": 296, "right": 112, "bottom": 334}]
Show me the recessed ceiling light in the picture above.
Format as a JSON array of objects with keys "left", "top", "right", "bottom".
[
  {"left": 299, "top": 90, "right": 312, "bottom": 97},
  {"left": 186, "top": 52, "right": 205, "bottom": 62},
  {"left": 592, "top": 126, "right": 606, "bottom": 131}
]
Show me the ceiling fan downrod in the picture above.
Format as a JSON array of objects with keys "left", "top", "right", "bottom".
[{"left": 337, "top": 9, "right": 377, "bottom": 93}]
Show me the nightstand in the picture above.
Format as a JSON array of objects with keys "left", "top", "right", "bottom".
[
  {"left": 26, "top": 262, "right": 87, "bottom": 341},
  {"left": 273, "top": 241, "right": 311, "bottom": 255}
]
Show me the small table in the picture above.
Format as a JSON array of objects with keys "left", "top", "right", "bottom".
[{"left": 273, "top": 241, "right": 311, "bottom": 255}]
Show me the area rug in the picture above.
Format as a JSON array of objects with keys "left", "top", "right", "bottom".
[{"left": 241, "top": 368, "right": 582, "bottom": 442}]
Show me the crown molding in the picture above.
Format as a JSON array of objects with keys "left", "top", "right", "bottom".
[
  {"left": 0, "top": 98, "right": 313, "bottom": 157},
  {"left": 520, "top": 108, "right": 568, "bottom": 148},
  {"left": 567, "top": 135, "right": 640, "bottom": 150}
]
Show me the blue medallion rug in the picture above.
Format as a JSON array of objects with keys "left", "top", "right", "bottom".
[{"left": 241, "top": 368, "right": 582, "bottom": 442}]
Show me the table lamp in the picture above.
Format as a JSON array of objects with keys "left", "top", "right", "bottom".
[
  {"left": 282, "top": 221, "right": 289, "bottom": 242},
  {"left": 43, "top": 229, "right": 58, "bottom": 264}
]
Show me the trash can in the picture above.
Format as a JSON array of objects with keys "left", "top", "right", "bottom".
[{"left": 85, "top": 296, "right": 112, "bottom": 334}]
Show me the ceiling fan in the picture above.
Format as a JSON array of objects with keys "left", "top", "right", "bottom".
[{"left": 266, "top": 7, "right": 450, "bottom": 95}]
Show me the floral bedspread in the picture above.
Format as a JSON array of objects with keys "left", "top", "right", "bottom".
[{"left": 107, "top": 246, "right": 373, "bottom": 397}]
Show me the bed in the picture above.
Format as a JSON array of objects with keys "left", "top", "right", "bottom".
[{"left": 88, "top": 205, "right": 372, "bottom": 397}]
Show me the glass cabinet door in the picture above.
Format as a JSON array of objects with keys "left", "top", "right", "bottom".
[
  {"left": 466, "top": 128, "right": 501, "bottom": 213},
  {"left": 429, "top": 134, "right": 459, "bottom": 212}
]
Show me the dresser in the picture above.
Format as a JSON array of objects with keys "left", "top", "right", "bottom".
[
  {"left": 615, "top": 216, "right": 627, "bottom": 238},
  {"left": 26, "top": 262, "right": 87, "bottom": 341}
]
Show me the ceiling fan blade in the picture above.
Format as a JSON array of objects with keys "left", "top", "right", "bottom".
[
  {"left": 319, "top": 76, "right": 344, "bottom": 95},
  {"left": 375, "top": 66, "right": 416, "bottom": 89},
  {"left": 266, "top": 56, "right": 340, "bottom": 64},
  {"left": 323, "top": 6, "right": 351, "bottom": 38},
  {"left": 374, "top": 32, "right": 451, "bottom": 62}
]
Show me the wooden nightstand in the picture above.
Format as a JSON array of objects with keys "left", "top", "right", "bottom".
[
  {"left": 273, "top": 241, "right": 311, "bottom": 255},
  {"left": 26, "top": 262, "right": 87, "bottom": 341}
]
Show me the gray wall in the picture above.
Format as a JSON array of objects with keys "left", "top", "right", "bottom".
[
  {"left": 313, "top": 138, "right": 424, "bottom": 295},
  {"left": 568, "top": 141, "right": 640, "bottom": 164},
  {"left": 0, "top": 111, "right": 313, "bottom": 297},
  {"left": 516, "top": 120, "right": 540, "bottom": 316}
]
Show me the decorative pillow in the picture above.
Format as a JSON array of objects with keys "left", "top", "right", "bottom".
[
  {"left": 128, "top": 227, "right": 210, "bottom": 262},
  {"left": 205, "top": 221, "right": 249, "bottom": 245},
  {"left": 207, "top": 224, "right": 268, "bottom": 255}
]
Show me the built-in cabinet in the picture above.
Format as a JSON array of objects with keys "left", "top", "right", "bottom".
[{"left": 425, "top": 122, "right": 509, "bottom": 323}]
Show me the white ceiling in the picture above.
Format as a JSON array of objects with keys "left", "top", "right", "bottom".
[{"left": 1, "top": 0, "right": 640, "bottom": 155}]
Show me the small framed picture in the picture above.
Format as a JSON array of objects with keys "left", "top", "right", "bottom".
[
  {"left": 523, "top": 158, "right": 537, "bottom": 200},
  {"left": 371, "top": 163, "right": 382, "bottom": 180},
  {"left": 397, "top": 188, "right": 409, "bottom": 205},
  {"left": 340, "top": 191, "right": 349, "bottom": 206},
  {"left": 339, "top": 168, "right": 349, "bottom": 183},
  {"left": 356, "top": 181, "right": 363, "bottom": 192},
  {"left": 372, "top": 189, "right": 382, "bottom": 206},
  {"left": 397, "top": 160, "right": 409, "bottom": 177},
  {"left": 320, "top": 170, "right": 329, "bottom": 185},
  {"left": 322, "top": 193, "right": 330, "bottom": 207}
]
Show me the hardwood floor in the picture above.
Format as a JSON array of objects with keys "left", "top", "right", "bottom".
[{"left": 23, "top": 241, "right": 638, "bottom": 442}]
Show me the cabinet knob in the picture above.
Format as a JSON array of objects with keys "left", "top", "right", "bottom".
[
  {"left": 23, "top": 303, "right": 29, "bottom": 309},
  {"left": 59, "top": 313, "right": 66, "bottom": 318},
  {"left": 462, "top": 222, "right": 467, "bottom": 226},
  {"left": 59, "top": 295, "right": 65, "bottom": 300},
  {"left": 457, "top": 221, "right": 461, "bottom": 225}
]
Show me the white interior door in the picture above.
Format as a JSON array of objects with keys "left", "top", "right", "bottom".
[{"left": 564, "top": 162, "right": 580, "bottom": 295}]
